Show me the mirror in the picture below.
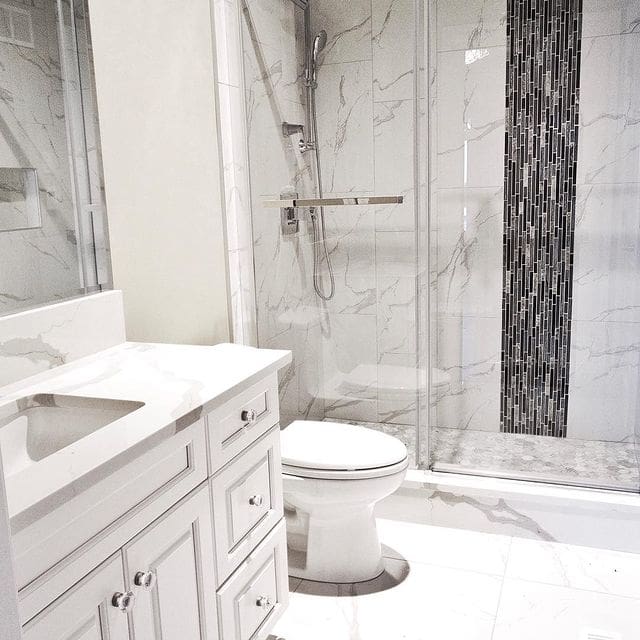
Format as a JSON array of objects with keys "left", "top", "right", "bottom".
[{"left": 0, "top": 0, "right": 110, "bottom": 316}]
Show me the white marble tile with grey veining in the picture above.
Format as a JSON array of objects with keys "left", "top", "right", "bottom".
[
  {"left": 582, "top": 0, "right": 640, "bottom": 37},
  {"left": 435, "top": 186, "right": 503, "bottom": 318},
  {"left": 310, "top": 0, "right": 372, "bottom": 65},
  {"left": 506, "top": 537, "right": 640, "bottom": 599},
  {"left": 376, "top": 275, "right": 417, "bottom": 354},
  {"left": 0, "top": 1, "right": 84, "bottom": 313},
  {"left": 567, "top": 320, "right": 640, "bottom": 444},
  {"left": 435, "top": 0, "right": 507, "bottom": 52},
  {"left": 0, "top": 291, "right": 126, "bottom": 389},
  {"left": 321, "top": 313, "right": 378, "bottom": 423},
  {"left": 377, "top": 352, "right": 418, "bottom": 426},
  {"left": 373, "top": 99, "right": 415, "bottom": 231},
  {"left": 433, "top": 315, "right": 501, "bottom": 432},
  {"left": 493, "top": 578, "right": 640, "bottom": 640},
  {"left": 572, "top": 184, "right": 640, "bottom": 324},
  {"left": 372, "top": 0, "right": 415, "bottom": 102},
  {"left": 436, "top": 46, "right": 506, "bottom": 189},
  {"left": 315, "top": 60, "right": 374, "bottom": 193},
  {"left": 578, "top": 33, "right": 640, "bottom": 185}
]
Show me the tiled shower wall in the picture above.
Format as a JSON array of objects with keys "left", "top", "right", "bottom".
[
  {"left": 231, "top": 0, "right": 420, "bottom": 428},
  {"left": 311, "top": 0, "right": 419, "bottom": 427},
  {"left": 432, "top": 0, "right": 640, "bottom": 444},
  {"left": 501, "top": 0, "right": 582, "bottom": 437},
  {"left": 240, "top": 0, "right": 325, "bottom": 426},
  {"left": 0, "top": 0, "right": 83, "bottom": 314}
]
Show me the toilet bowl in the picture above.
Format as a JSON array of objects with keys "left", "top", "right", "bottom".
[{"left": 280, "top": 420, "right": 408, "bottom": 583}]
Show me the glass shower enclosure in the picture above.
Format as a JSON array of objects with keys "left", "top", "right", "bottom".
[{"left": 231, "top": 0, "right": 640, "bottom": 493}]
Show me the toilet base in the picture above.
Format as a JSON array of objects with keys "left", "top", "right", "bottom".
[{"left": 285, "top": 502, "right": 385, "bottom": 583}]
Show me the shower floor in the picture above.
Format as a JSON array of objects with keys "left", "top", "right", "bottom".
[{"left": 326, "top": 419, "right": 640, "bottom": 491}]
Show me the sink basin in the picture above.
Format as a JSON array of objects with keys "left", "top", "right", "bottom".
[{"left": 0, "top": 394, "right": 144, "bottom": 477}]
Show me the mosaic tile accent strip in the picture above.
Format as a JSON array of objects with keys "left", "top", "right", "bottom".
[{"left": 501, "top": 0, "right": 583, "bottom": 437}]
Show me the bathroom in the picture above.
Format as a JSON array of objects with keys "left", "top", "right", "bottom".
[{"left": 1, "top": 0, "right": 640, "bottom": 638}]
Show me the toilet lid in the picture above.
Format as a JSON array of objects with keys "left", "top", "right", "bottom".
[{"left": 281, "top": 420, "right": 408, "bottom": 471}]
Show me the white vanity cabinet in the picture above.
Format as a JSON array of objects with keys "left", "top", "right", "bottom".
[
  {"left": 22, "top": 481, "right": 218, "bottom": 640},
  {"left": 17, "top": 372, "right": 288, "bottom": 640},
  {"left": 22, "top": 555, "right": 130, "bottom": 640},
  {"left": 123, "top": 484, "right": 218, "bottom": 640}
]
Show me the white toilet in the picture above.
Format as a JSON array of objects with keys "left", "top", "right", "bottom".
[{"left": 280, "top": 420, "right": 408, "bottom": 583}]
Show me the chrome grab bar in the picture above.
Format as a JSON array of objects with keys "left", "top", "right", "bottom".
[{"left": 262, "top": 195, "right": 404, "bottom": 208}]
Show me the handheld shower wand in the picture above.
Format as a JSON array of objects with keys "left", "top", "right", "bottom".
[{"left": 304, "top": 29, "right": 335, "bottom": 300}]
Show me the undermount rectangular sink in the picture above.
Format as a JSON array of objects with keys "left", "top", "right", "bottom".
[{"left": 0, "top": 394, "right": 145, "bottom": 478}]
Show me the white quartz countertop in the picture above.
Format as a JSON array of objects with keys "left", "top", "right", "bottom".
[{"left": 0, "top": 342, "right": 291, "bottom": 527}]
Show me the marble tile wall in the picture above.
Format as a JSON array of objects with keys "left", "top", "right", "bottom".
[
  {"left": 312, "top": 0, "right": 420, "bottom": 428},
  {"left": 430, "top": 0, "right": 506, "bottom": 434},
  {"left": 567, "top": 0, "right": 640, "bottom": 447},
  {"left": 0, "top": 290, "right": 125, "bottom": 389},
  {"left": 239, "top": 0, "right": 325, "bottom": 426},
  {"left": 0, "top": 0, "right": 84, "bottom": 315},
  {"left": 431, "top": 0, "right": 640, "bottom": 460},
  {"left": 218, "top": 0, "right": 421, "bottom": 428}
]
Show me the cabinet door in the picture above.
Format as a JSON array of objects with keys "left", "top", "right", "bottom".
[
  {"left": 22, "top": 555, "right": 130, "bottom": 640},
  {"left": 122, "top": 485, "right": 218, "bottom": 640}
]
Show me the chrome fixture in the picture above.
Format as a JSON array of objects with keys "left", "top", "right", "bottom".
[
  {"left": 256, "top": 596, "right": 272, "bottom": 609},
  {"left": 282, "top": 122, "right": 304, "bottom": 137},
  {"left": 264, "top": 195, "right": 405, "bottom": 208},
  {"left": 282, "top": 122, "right": 315, "bottom": 153},
  {"left": 241, "top": 408, "right": 258, "bottom": 423},
  {"left": 278, "top": 189, "right": 300, "bottom": 235},
  {"left": 112, "top": 591, "right": 135, "bottom": 612},
  {"left": 248, "top": 494, "right": 264, "bottom": 507},
  {"left": 305, "top": 29, "right": 327, "bottom": 90},
  {"left": 134, "top": 571, "right": 157, "bottom": 590},
  {"left": 303, "top": 19, "right": 334, "bottom": 300}
]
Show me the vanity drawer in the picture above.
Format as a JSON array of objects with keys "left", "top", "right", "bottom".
[
  {"left": 206, "top": 373, "right": 279, "bottom": 473},
  {"left": 210, "top": 426, "right": 283, "bottom": 584},
  {"left": 217, "top": 520, "right": 288, "bottom": 640}
]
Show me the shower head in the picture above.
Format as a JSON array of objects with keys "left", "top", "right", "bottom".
[
  {"left": 312, "top": 30, "right": 327, "bottom": 62},
  {"left": 307, "top": 30, "right": 327, "bottom": 87}
]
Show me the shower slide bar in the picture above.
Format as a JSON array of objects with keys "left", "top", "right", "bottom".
[{"left": 262, "top": 195, "right": 404, "bottom": 208}]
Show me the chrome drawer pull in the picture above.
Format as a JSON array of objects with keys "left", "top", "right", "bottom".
[
  {"left": 249, "top": 494, "right": 264, "bottom": 507},
  {"left": 134, "top": 570, "right": 157, "bottom": 590},
  {"left": 241, "top": 409, "right": 257, "bottom": 424},
  {"left": 112, "top": 591, "right": 135, "bottom": 612},
  {"left": 256, "top": 595, "right": 272, "bottom": 609}
]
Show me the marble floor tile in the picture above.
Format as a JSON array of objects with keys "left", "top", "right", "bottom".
[
  {"left": 273, "top": 557, "right": 502, "bottom": 640},
  {"left": 506, "top": 538, "right": 640, "bottom": 599},
  {"left": 377, "top": 517, "right": 511, "bottom": 576},
  {"left": 492, "top": 578, "right": 640, "bottom": 640},
  {"left": 273, "top": 514, "right": 640, "bottom": 640}
]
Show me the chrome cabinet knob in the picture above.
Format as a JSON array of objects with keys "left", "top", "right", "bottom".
[
  {"left": 134, "top": 570, "right": 157, "bottom": 590},
  {"left": 256, "top": 595, "right": 272, "bottom": 609},
  {"left": 241, "top": 409, "right": 257, "bottom": 424},
  {"left": 112, "top": 591, "right": 135, "bottom": 612},
  {"left": 248, "top": 494, "right": 264, "bottom": 507}
]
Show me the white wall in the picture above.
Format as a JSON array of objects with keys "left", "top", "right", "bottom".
[{"left": 88, "top": 0, "right": 231, "bottom": 345}]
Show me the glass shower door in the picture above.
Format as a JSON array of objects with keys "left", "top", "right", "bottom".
[{"left": 426, "top": 0, "right": 640, "bottom": 492}]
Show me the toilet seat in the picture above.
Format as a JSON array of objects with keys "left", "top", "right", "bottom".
[{"left": 281, "top": 420, "right": 409, "bottom": 480}]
